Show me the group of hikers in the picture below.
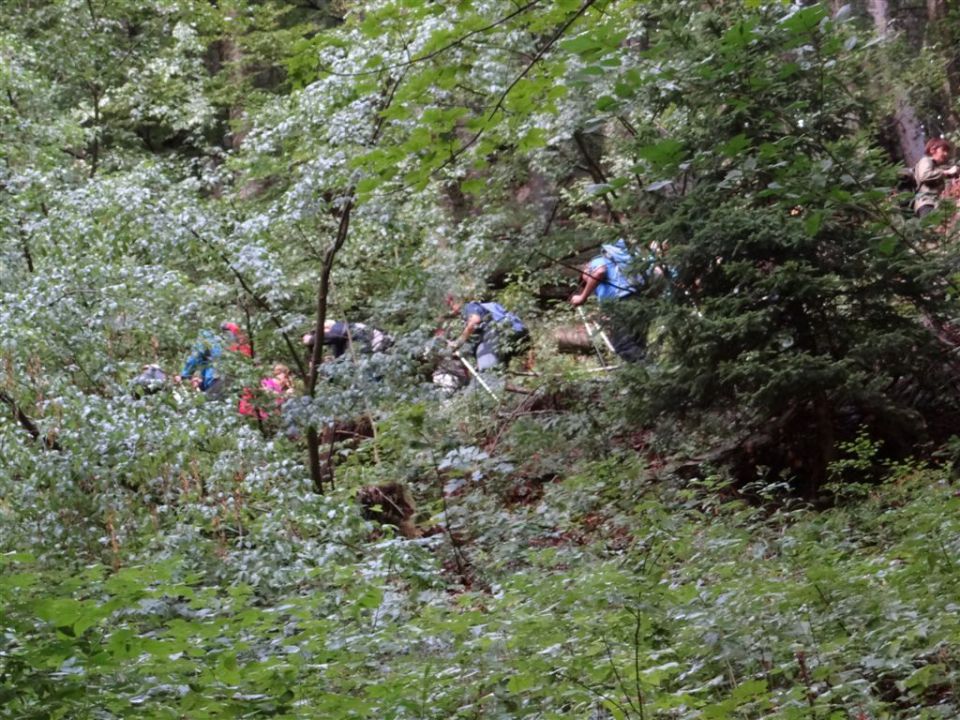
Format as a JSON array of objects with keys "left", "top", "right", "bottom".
[
  {"left": 130, "top": 134, "right": 958, "bottom": 417},
  {"left": 131, "top": 239, "right": 653, "bottom": 415}
]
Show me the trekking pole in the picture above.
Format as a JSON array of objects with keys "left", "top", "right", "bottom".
[
  {"left": 576, "top": 306, "right": 609, "bottom": 370},
  {"left": 454, "top": 351, "right": 501, "bottom": 402},
  {"left": 577, "top": 306, "right": 617, "bottom": 358}
]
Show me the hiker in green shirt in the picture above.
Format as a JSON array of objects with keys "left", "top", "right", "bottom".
[{"left": 914, "top": 138, "right": 959, "bottom": 218}]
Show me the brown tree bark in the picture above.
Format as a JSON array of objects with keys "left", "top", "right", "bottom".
[
  {"left": 305, "top": 199, "right": 353, "bottom": 494},
  {"left": 301, "top": 71, "right": 406, "bottom": 493},
  {"left": 0, "top": 390, "right": 60, "bottom": 451},
  {"left": 926, "top": 0, "right": 960, "bottom": 132},
  {"left": 867, "top": 0, "right": 926, "bottom": 166}
]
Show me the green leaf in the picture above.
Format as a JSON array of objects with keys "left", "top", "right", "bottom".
[
  {"left": 518, "top": 127, "right": 547, "bottom": 152},
  {"left": 105, "top": 628, "right": 140, "bottom": 661},
  {"left": 596, "top": 95, "right": 619, "bottom": 112},
  {"left": 730, "top": 678, "right": 768, "bottom": 703},
  {"left": 722, "top": 21, "right": 756, "bottom": 49},
  {"left": 804, "top": 210, "right": 824, "bottom": 236},
  {"left": 356, "top": 177, "right": 381, "bottom": 195},
  {"left": 781, "top": 4, "right": 827, "bottom": 35},
  {"left": 636, "top": 139, "right": 685, "bottom": 169},
  {"left": 506, "top": 673, "right": 536, "bottom": 692},
  {"left": 460, "top": 179, "right": 486, "bottom": 195},
  {"left": 720, "top": 134, "right": 751, "bottom": 158},
  {"left": 876, "top": 236, "right": 898, "bottom": 255},
  {"left": 357, "top": 586, "right": 383, "bottom": 609},
  {"left": 35, "top": 598, "right": 86, "bottom": 629},
  {"left": 906, "top": 663, "right": 944, "bottom": 690},
  {"left": 0, "top": 572, "right": 39, "bottom": 590},
  {"left": 561, "top": 35, "right": 603, "bottom": 55}
]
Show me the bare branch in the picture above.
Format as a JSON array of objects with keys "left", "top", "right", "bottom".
[{"left": 0, "top": 390, "right": 61, "bottom": 451}]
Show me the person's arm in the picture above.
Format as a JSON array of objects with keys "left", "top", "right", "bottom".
[
  {"left": 179, "top": 351, "right": 201, "bottom": 381},
  {"left": 320, "top": 322, "right": 349, "bottom": 357},
  {"left": 570, "top": 262, "right": 605, "bottom": 305},
  {"left": 916, "top": 157, "right": 958, "bottom": 184},
  {"left": 449, "top": 313, "right": 483, "bottom": 349}
]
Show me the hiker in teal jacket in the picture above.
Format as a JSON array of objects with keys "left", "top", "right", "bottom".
[
  {"left": 176, "top": 330, "right": 224, "bottom": 396},
  {"left": 570, "top": 239, "right": 647, "bottom": 362},
  {"left": 175, "top": 322, "right": 254, "bottom": 398}
]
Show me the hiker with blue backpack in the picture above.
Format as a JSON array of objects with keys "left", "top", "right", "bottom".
[
  {"left": 445, "top": 296, "right": 529, "bottom": 372},
  {"left": 570, "top": 239, "right": 648, "bottom": 363}
]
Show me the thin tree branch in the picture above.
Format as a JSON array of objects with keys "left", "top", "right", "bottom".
[
  {"left": 434, "top": 0, "right": 602, "bottom": 174},
  {"left": 320, "top": 0, "right": 545, "bottom": 78},
  {"left": 17, "top": 217, "right": 34, "bottom": 273},
  {"left": 551, "top": 668, "right": 631, "bottom": 718},
  {"left": 183, "top": 226, "right": 307, "bottom": 379},
  {"left": 305, "top": 68, "right": 408, "bottom": 493},
  {"left": 600, "top": 632, "right": 641, "bottom": 717},
  {"left": 0, "top": 390, "right": 60, "bottom": 451},
  {"left": 630, "top": 606, "right": 646, "bottom": 720},
  {"left": 573, "top": 129, "right": 623, "bottom": 222}
]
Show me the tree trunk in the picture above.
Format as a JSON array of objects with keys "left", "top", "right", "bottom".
[
  {"left": 301, "top": 73, "right": 401, "bottom": 492},
  {"left": 927, "top": 0, "right": 960, "bottom": 132},
  {"left": 808, "top": 394, "right": 835, "bottom": 498},
  {"left": 927, "top": 0, "right": 945, "bottom": 22},
  {"left": 305, "top": 199, "right": 354, "bottom": 493},
  {"left": 867, "top": 0, "right": 926, "bottom": 166},
  {"left": 573, "top": 130, "right": 622, "bottom": 223}
]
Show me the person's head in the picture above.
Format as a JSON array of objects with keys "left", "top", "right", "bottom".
[
  {"left": 925, "top": 138, "right": 953, "bottom": 164},
  {"left": 444, "top": 294, "right": 463, "bottom": 314},
  {"left": 197, "top": 329, "right": 218, "bottom": 350},
  {"left": 302, "top": 332, "right": 314, "bottom": 347},
  {"left": 273, "top": 363, "right": 290, "bottom": 378}
]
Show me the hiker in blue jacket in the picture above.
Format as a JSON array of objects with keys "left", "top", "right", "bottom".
[
  {"left": 570, "top": 239, "right": 647, "bottom": 362},
  {"left": 175, "top": 329, "right": 229, "bottom": 397},
  {"left": 446, "top": 296, "right": 529, "bottom": 371}
]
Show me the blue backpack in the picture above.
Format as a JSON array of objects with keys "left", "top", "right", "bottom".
[
  {"left": 600, "top": 239, "right": 645, "bottom": 297},
  {"left": 479, "top": 302, "right": 527, "bottom": 334}
]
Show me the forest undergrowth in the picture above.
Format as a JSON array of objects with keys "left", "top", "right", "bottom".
[
  {"left": 5, "top": 0, "right": 960, "bottom": 717},
  {"left": 3, "top": 381, "right": 959, "bottom": 719}
]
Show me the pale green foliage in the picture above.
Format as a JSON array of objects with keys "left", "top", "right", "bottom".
[{"left": 3, "top": 1, "right": 960, "bottom": 718}]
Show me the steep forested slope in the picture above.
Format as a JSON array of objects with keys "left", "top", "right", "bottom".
[{"left": 3, "top": 1, "right": 960, "bottom": 717}]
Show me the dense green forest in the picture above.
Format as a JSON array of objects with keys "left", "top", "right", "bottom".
[{"left": 4, "top": 0, "right": 960, "bottom": 717}]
